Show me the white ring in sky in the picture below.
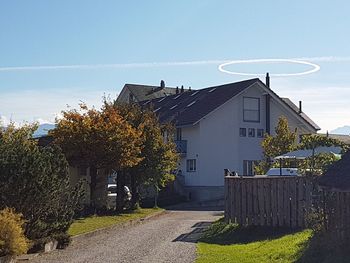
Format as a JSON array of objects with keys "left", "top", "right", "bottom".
[{"left": 218, "top": 58, "right": 320, "bottom": 77}]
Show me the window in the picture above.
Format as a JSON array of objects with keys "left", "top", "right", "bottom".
[
  {"left": 239, "top": 128, "right": 246, "bottom": 137},
  {"left": 176, "top": 128, "right": 182, "bottom": 141},
  {"left": 243, "top": 97, "right": 260, "bottom": 122},
  {"left": 248, "top": 128, "right": 255, "bottom": 137},
  {"left": 186, "top": 101, "right": 196, "bottom": 107},
  {"left": 257, "top": 129, "right": 264, "bottom": 138},
  {"left": 187, "top": 159, "right": 196, "bottom": 172},
  {"left": 129, "top": 93, "right": 135, "bottom": 103},
  {"left": 243, "top": 160, "right": 257, "bottom": 176}
]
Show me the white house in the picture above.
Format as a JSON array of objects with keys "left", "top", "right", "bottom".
[{"left": 118, "top": 75, "right": 320, "bottom": 201}]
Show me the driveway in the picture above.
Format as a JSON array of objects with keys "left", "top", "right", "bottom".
[{"left": 27, "top": 207, "right": 222, "bottom": 263}]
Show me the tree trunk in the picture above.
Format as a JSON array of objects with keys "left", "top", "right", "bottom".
[
  {"left": 154, "top": 185, "right": 159, "bottom": 208},
  {"left": 116, "top": 170, "right": 125, "bottom": 213},
  {"left": 130, "top": 172, "right": 140, "bottom": 210},
  {"left": 90, "top": 166, "right": 98, "bottom": 213}
]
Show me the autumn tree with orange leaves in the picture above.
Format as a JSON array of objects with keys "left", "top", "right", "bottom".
[{"left": 51, "top": 102, "right": 142, "bottom": 210}]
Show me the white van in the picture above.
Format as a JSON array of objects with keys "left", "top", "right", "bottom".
[{"left": 266, "top": 168, "right": 299, "bottom": 176}]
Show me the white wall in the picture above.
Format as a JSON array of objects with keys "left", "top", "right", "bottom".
[{"left": 179, "top": 82, "right": 317, "bottom": 188}]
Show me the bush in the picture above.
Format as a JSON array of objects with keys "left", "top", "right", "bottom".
[
  {"left": 0, "top": 208, "right": 29, "bottom": 257},
  {"left": 0, "top": 125, "right": 84, "bottom": 241}
]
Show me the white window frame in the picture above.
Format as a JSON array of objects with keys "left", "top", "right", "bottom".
[
  {"left": 186, "top": 159, "right": 196, "bottom": 172},
  {"left": 243, "top": 97, "right": 260, "bottom": 123}
]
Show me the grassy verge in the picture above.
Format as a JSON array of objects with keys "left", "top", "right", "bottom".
[
  {"left": 68, "top": 208, "right": 163, "bottom": 236},
  {"left": 197, "top": 219, "right": 312, "bottom": 263}
]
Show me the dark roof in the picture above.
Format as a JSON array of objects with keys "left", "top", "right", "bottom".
[
  {"left": 121, "top": 84, "right": 179, "bottom": 102},
  {"left": 319, "top": 133, "right": 350, "bottom": 145},
  {"left": 318, "top": 151, "right": 350, "bottom": 191},
  {"left": 281, "top": 98, "right": 320, "bottom": 130},
  {"left": 141, "top": 78, "right": 259, "bottom": 126}
]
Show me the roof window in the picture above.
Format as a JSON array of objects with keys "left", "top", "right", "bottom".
[
  {"left": 190, "top": 91, "right": 199, "bottom": 96},
  {"left": 208, "top": 88, "right": 216, "bottom": 93},
  {"left": 186, "top": 101, "right": 196, "bottom": 107},
  {"left": 170, "top": 105, "right": 178, "bottom": 110},
  {"left": 173, "top": 94, "right": 181, "bottom": 100},
  {"left": 158, "top": 97, "right": 165, "bottom": 102},
  {"left": 153, "top": 107, "right": 161, "bottom": 113}
]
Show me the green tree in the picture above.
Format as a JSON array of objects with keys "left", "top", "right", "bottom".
[
  {"left": 298, "top": 134, "right": 348, "bottom": 176},
  {"left": 114, "top": 103, "right": 179, "bottom": 208},
  {"left": 255, "top": 116, "right": 297, "bottom": 174},
  {"left": 0, "top": 124, "right": 82, "bottom": 240},
  {"left": 51, "top": 102, "right": 142, "bottom": 211}
]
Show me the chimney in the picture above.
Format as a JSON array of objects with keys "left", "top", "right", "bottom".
[
  {"left": 299, "top": 101, "right": 302, "bottom": 113},
  {"left": 180, "top": 85, "right": 184, "bottom": 93},
  {"left": 266, "top": 72, "right": 270, "bottom": 88},
  {"left": 176, "top": 86, "right": 179, "bottom": 94},
  {"left": 189, "top": 86, "right": 191, "bottom": 91},
  {"left": 160, "top": 80, "right": 165, "bottom": 90}
]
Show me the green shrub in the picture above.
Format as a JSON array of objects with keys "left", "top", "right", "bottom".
[
  {"left": 0, "top": 124, "right": 84, "bottom": 241},
  {"left": 0, "top": 208, "right": 29, "bottom": 256}
]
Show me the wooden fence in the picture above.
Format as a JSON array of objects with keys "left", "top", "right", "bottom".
[
  {"left": 224, "top": 175, "right": 314, "bottom": 228},
  {"left": 323, "top": 190, "right": 350, "bottom": 238}
]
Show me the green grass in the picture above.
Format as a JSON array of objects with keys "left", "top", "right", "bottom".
[
  {"left": 197, "top": 219, "right": 312, "bottom": 263},
  {"left": 68, "top": 208, "right": 163, "bottom": 236}
]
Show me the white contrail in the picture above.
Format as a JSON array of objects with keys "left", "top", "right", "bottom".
[
  {"left": 0, "top": 55, "right": 347, "bottom": 73},
  {"left": 0, "top": 60, "right": 229, "bottom": 72}
]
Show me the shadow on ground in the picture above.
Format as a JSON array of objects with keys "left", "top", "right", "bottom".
[
  {"left": 199, "top": 220, "right": 302, "bottom": 245},
  {"left": 172, "top": 221, "right": 213, "bottom": 243},
  {"left": 295, "top": 232, "right": 350, "bottom": 263},
  {"left": 164, "top": 200, "right": 224, "bottom": 212}
]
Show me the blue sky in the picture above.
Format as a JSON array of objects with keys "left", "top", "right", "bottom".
[{"left": 0, "top": 0, "right": 349, "bottom": 132}]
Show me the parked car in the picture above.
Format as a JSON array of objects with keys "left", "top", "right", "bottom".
[
  {"left": 266, "top": 168, "right": 299, "bottom": 176},
  {"left": 107, "top": 184, "right": 132, "bottom": 208}
]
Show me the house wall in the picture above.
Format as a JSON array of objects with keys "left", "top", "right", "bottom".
[
  {"left": 177, "top": 82, "right": 317, "bottom": 201},
  {"left": 68, "top": 166, "right": 90, "bottom": 205}
]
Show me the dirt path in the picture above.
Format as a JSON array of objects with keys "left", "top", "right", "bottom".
[{"left": 28, "top": 208, "right": 222, "bottom": 263}]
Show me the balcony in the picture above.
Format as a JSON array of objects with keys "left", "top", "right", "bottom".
[{"left": 174, "top": 140, "right": 187, "bottom": 155}]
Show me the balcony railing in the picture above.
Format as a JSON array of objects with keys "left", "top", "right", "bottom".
[{"left": 174, "top": 140, "right": 187, "bottom": 155}]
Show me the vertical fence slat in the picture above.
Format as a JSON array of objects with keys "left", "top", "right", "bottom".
[
  {"left": 253, "top": 179, "right": 259, "bottom": 226},
  {"left": 247, "top": 178, "right": 253, "bottom": 225},
  {"left": 264, "top": 179, "right": 271, "bottom": 226},
  {"left": 271, "top": 178, "right": 278, "bottom": 227},
  {"left": 290, "top": 178, "right": 297, "bottom": 228},
  {"left": 241, "top": 179, "right": 247, "bottom": 226}
]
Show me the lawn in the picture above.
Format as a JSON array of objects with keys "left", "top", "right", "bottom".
[
  {"left": 197, "top": 219, "right": 312, "bottom": 263},
  {"left": 68, "top": 208, "right": 163, "bottom": 236}
]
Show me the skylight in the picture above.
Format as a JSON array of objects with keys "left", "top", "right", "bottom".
[
  {"left": 158, "top": 97, "right": 165, "bottom": 102},
  {"left": 170, "top": 105, "right": 178, "bottom": 110},
  {"left": 186, "top": 101, "right": 196, "bottom": 107},
  {"left": 190, "top": 91, "right": 199, "bottom": 96},
  {"left": 143, "top": 100, "right": 150, "bottom": 105},
  {"left": 208, "top": 88, "right": 216, "bottom": 93},
  {"left": 173, "top": 94, "right": 181, "bottom": 100},
  {"left": 153, "top": 107, "right": 161, "bottom": 112}
]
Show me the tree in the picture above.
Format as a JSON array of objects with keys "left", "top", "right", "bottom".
[
  {"left": 51, "top": 102, "right": 142, "bottom": 211},
  {"left": 114, "top": 103, "right": 179, "bottom": 208},
  {"left": 298, "top": 134, "right": 348, "bottom": 176},
  {"left": 255, "top": 116, "right": 297, "bottom": 174},
  {"left": 0, "top": 124, "right": 82, "bottom": 240}
]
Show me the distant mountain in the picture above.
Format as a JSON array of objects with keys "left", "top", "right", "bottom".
[
  {"left": 331, "top": 125, "right": 350, "bottom": 135},
  {"left": 33, "top": 123, "right": 55, "bottom": 137}
]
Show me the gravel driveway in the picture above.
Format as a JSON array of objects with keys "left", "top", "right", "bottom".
[{"left": 27, "top": 207, "right": 222, "bottom": 263}]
